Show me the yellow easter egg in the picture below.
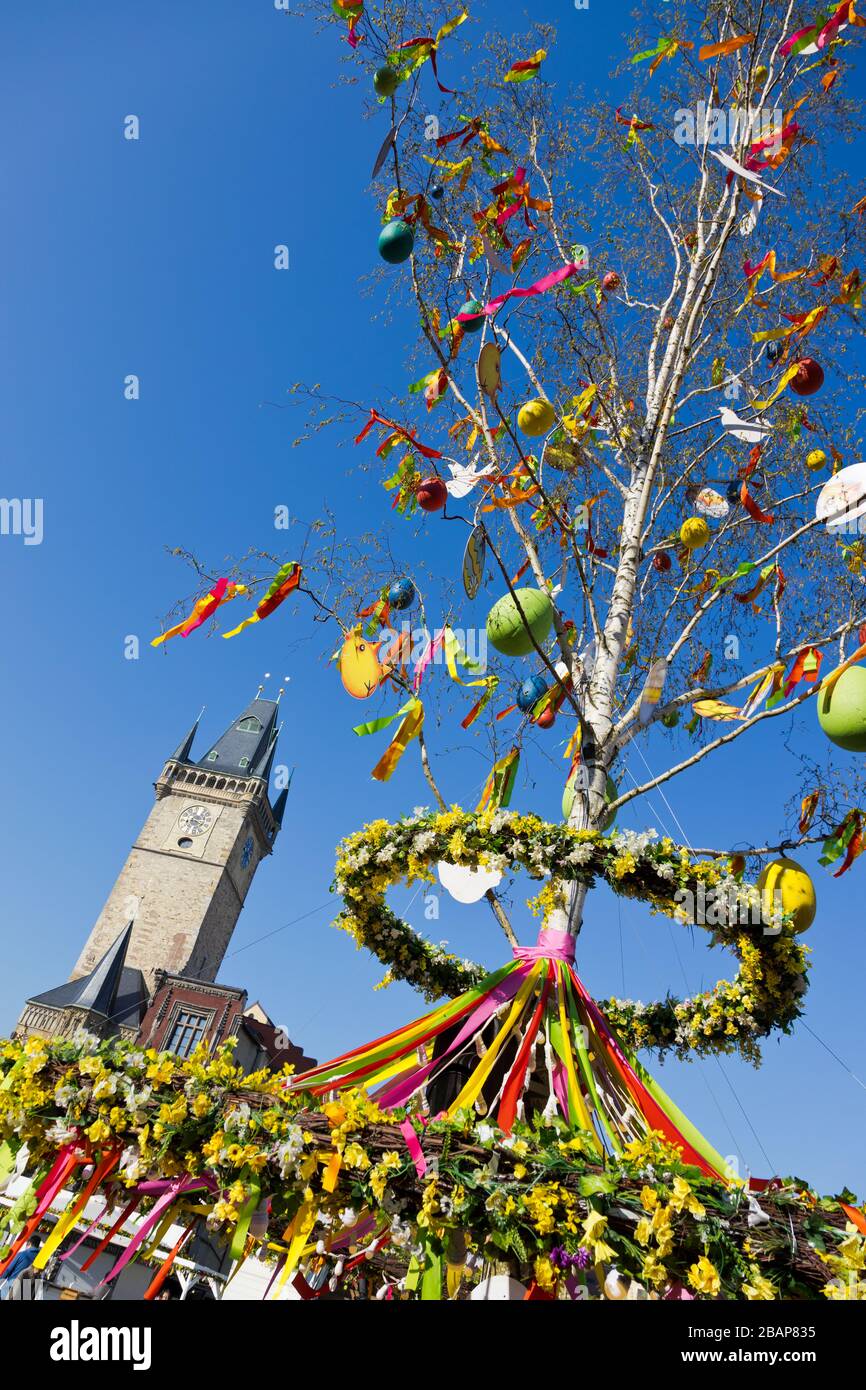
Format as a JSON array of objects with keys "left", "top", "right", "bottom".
[
  {"left": 517, "top": 398, "right": 556, "bottom": 438},
  {"left": 805, "top": 449, "right": 827, "bottom": 473},
  {"left": 756, "top": 857, "right": 816, "bottom": 934},
  {"left": 679, "top": 517, "right": 710, "bottom": 550}
]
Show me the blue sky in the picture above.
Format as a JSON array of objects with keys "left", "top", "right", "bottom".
[{"left": 2, "top": 1, "right": 865, "bottom": 1194}]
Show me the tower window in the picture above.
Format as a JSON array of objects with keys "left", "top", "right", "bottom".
[
  {"left": 167, "top": 1009, "right": 210, "bottom": 1058},
  {"left": 237, "top": 716, "right": 263, "bottom": 733},
  {"left": 238, "top": 756, "right": 250, "bottom": 769},
  {"left": 177, "top": 837, "right": 193, "bottom": 850},
  {"left": 206, "top": 751, "right": 219, "bottom": 762}
]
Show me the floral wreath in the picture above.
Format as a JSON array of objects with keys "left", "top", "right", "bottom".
[{"left": 333, "top": 809, "right": 810, "bottom": 1062}]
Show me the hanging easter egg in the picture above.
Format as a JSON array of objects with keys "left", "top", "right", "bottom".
[
  {"left": 817, "top": 665, "right": 866, "bottom": 752},
  {"left": 563, "top": 771, "right": 617, "bottom": 828},
  {"left": 653, "top": 552, "right": 672, "bottom": 572},
  {"left": 815, "top": 462, "right": 866, "bottom": 531},
  {"left": 789, "top": 357, "right": 824, "bottom": 397},
  {"left": 602, "top": 271, "right": 621, "bottom": 292},
  {"left": 430, "top": 183, "right": 445, "bottom": 200},
  {"left": 693, "top": 486, "right": 729, "bottom": 519},
  {"left": 517, "top": 398, "right": 556, "bottom": 437},
  {"left": 437, "top": 860, "right": 503, "bottom": 904},
  {"left": 517, "top": 673, "right": 548, "bottom": 712},
  {"left": 680, "top": 517, "right": 710, "bottom": 550},
  {"left": 459, "top": 299, "right": 485, "bottom": 333},
  {"left": 805, "top": 449, "right": 827, "bottom": 473},
  {"left": 726, "top": 479, "right": 742, "bottom": 505},
  {"left": 378, "top": 218, "right": 414, "bottom": 264},
  {"left": 661, "top": 709, "right": 680, "bottom": 728},
  {"left": 388, "top": 577, "right": 416, "bottom": 611},
  {"left": 663, "top": 315, "right": 675, "bottom": 331},
  {"left": 757, "top": 857, "right": 816, "bottom": 933},
  {"left": 373, "top": 65, "right": 400, "bottom": 97},
  {"left": 535, "top": 706, "right": 556, "bottom": 730},
  {"left": 766, "top": 339, "right": 783, "bottom": 365},
  {"left": 477, "top": 342, "right": 502, "bottom": 400},
  {"left": 604, "top": 1268, "right": 629, "bottom": 1301},
  {"left": 462, "top": 523, "right": 486, "bottom": 598},
  {"left": 416, "top": 476, "right": 448, "bottom": 512},
  {"left": 754, "top": 64, "right": 769, "bottom": 85},
  {"left": 486, "top": 588, "right": 554, "bottom": 657}
]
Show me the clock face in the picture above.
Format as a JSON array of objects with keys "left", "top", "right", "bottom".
[
  {"left": 177, "top": 804, "right": 213, "bottom": 837},
  {"left": 241, "top": 835, "right": 254, "bottom": 869}
]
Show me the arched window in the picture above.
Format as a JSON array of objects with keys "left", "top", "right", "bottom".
[{"left": 237, "top": 716, "right": 263, "bottom": 733}]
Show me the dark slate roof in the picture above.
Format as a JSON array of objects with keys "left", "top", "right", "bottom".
[
  {"left": 195, "top": 698, "right": 279, "bottom": 777},
  {"left": 170, "top": 715, "right": 201, "bottom": 762},
  {"left": 28, "top": 926, "right": 148, "bottom": 1031},
  {"left": 240, "top": 1014, "right": 316, "bottom": 1072}
]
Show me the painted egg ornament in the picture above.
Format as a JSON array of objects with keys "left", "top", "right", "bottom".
[
  {"left": 535, "top": 706, "right": 556, "bottom": 730},
  {"left": 661, "top": 709, "right": 680, "bottom": 728},
  {"left": 388, "top": 577, "right": 416, "bottom": 611},
  {"left": 817, "top": 665, "right": 866, "bottom": 752},
  {"left": 416, "top": 476, "right": 448, "bottom": 512},
  {"left": 757, "top": 857, "right": 816, "bottom": 933},
  {"left": 693, "top": 486, "right": 729, "bottom": 519},
  {"left": 679, "top": 516, "right": 711, "bottom": 550},
  {"left": 459, "top": 299, "right": 485, "bottom": 333},
  {"left": 517, "top": 673, "right": 548, "bottom": 712},
  {"left": 602, "top": 271, "right": 621, "bottom": 292},
  {"left": 486, "top": 587, "right": 554, "bottom": 657},
  {"left": 373, "top": 65, "right": 400, "bottom": 97},
  {"left": 815, "top": 463, "right": 866, "bottom": 532},
  {"left": 378, "top": 218, "right": 415, "bottom": 264},
  {"left": 653, "top": 552, "right": 672, "bottom": 572},
  {"left": 517, "top": 397, "right": 556, "bottom": 437},
  {"left": 766, "top": 339, "right": 783, "bottom": 365},
  {"left": 754, "top": 63, "right": 769, "bottom": 85},
  {"left": 726, "top": 479, "right": 742, "bottom": 505},
  {"left": 789, "top": 357, "right": 824, "bottom": 397},
  {"left": 431, "top": 183, "right": 445, "bottom": 200},
  {"left": 805, "top": 449, "right": 827, "bottom": 473},
  {"left": 477, "top": 342, "right": 502, "bottom": 400},
  {"left": 462, "top": 523, "right": 486, "bottom": 599}
]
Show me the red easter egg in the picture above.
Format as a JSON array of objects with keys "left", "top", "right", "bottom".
[
  {"left": 535, "top": 707, "right": 556, "bottom": 729},
  {"left": 416, "top": 476, "right": 448, "bottom": 512},
  {"left": 653, "top": 552, "right": 672, "bottom": 572},
  {"left": 602, "top": 271, "right": 621, "bottom": 293},
  {"left": 789, "top": 358, "right": 824, "bottom": 397}
]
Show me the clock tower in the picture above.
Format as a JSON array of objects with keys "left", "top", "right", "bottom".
[{"left": 70, "top": 695, "right": 289, "bottom": 990}]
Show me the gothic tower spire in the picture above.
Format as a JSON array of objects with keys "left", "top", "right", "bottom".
[{"left": 69, "top": 695, "right": 289, "bottom": 990}]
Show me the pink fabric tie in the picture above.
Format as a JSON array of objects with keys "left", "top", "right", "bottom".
[{"left": 512, "top": 928, "right": 575, "bottom": 963}]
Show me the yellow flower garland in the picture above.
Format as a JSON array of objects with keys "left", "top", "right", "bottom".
[{"left": 333, "top": 809, "right": 809, "bottom": 1060}]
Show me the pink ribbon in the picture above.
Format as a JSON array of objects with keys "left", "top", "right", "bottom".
[
  {"left": 99, "top": 1175, "right": 207, "bottom": 1284},
  {"left": 780, "top": 0, "right": 850, "bottom": 55},
  {"left": 412, "top": 631, "right": 445, "bottom": 692},
  {"left": 512, "top": 928, "right": 575, "bottom": 963},
  {"left": 374, "top": 966, "right": 529, "bottom": 1109},
  {"left": 399, "top": 1119, "right": 428, "bottom": 1177},
  {"left": 60, "top": 1195, "right": 118, "bottom": 1261},
  {"left": 457, "top": 262, "right": 580, "bottom": 322}
]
